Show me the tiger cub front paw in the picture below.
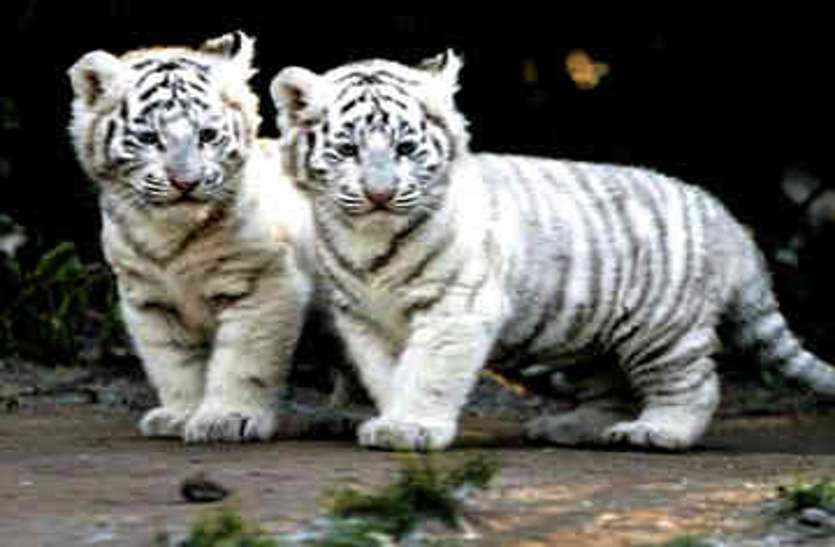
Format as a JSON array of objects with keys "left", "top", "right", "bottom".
[
  {"left": 139, "top": 406, "right": 193, "bottom": 438},
  {"left": 357, "top": 416, "right": 457, "bottom": 452},
  {"left": 184, "top": 404, "right": 277, "bottom": 443}
]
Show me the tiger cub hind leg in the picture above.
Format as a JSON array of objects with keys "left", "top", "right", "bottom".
[
  {"left": 526, "top": 403, "right": 634, "bottom": 447},
  {"left": 604, "top": 346, "right": 721, "bottom": 451},
  {"left": 525, "top": 368, "right": 636, "bottom": 446}
]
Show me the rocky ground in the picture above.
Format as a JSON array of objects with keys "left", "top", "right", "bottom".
[{"left": 2, "top": 359, "right": 835, "bottom": 546}]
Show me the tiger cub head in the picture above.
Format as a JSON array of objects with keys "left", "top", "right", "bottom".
[
  {"left": 270, "top": 51, "right": 468, "bottom": 228},
  {"left": 68, "top": 31, "right": 260, "bottom": 208}
]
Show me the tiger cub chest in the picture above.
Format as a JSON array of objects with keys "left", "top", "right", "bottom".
[{"left": 107, "top": 224, "right": 267, "bottom": 335}]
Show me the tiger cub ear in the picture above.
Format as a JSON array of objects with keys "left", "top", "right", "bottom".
[
  {"left": 417, "top": 49, "right": 464, "bottom": 92},
  {"left": 270, "top": 66, "right": 328, "bottom": 134},
  {"left": 199, "top": 30, "right": 256, "bottom": 76},
  {"left": 67, "top": 50, "right": 127, "bottom": 107}
]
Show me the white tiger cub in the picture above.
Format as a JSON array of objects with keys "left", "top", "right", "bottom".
[
  {"left": 68, "top": 32, "right": 314, "bottom": 443},
  {"left": 270, "top": 51, "right": 835, "bottom": 451}
]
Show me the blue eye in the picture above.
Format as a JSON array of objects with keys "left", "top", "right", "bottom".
[
  {"left": 396, "top": 141, "right": 418, "bottom": 157},
  {"left": 199, "top": 128, "right": 219, "bottom": 144},
  {"left": 137, "top": 131, "right": 160, "bottom": 146},
  {"left": 335, "top": 142, "right": 359, "bottom": 157}
]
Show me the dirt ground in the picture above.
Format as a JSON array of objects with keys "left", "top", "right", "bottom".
[{"left": 2, "top": 399, "right": 835, "bottom": 547}]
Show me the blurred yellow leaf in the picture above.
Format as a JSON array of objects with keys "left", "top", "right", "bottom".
[{"left": 566, "top": 49, "right": 610, "bottom": 90}]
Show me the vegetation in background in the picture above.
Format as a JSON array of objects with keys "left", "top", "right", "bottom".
[{"left": 0, "top": 215, "right": 126, "bottom": 365}]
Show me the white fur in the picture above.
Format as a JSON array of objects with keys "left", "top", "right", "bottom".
[
  {"left": 70, "top": 34, "right": 314, "bottom": 443},
  {"left": 271, "top": 51, "right": 835, "bottom": 453}
]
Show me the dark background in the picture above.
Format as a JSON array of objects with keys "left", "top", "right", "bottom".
[{"left": 3, "top": 7, "right": 834, "bottom": 358}]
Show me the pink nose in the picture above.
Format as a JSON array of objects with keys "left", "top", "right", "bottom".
[
  {"left": 170, "top": 177, "right": 199, "bottom": 193},
  {"left": 365, "top": 188, "right": 395, "bottom": 205}
]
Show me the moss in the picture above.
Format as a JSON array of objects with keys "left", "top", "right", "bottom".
[
  {"left": 778, "top": 478, "right": 835, "bottom": 514},
  {"left": 324, "top": 455, "right": 498, "bottom": 541},
  {"left": 178, "top": 507, "right": 278, "bottom": 547},
  {"left": 300, "top": 518, "right": 395, "bottom": 546}
]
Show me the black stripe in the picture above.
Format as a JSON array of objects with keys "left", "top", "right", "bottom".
[
  {"left": 334, "top": 69, "right": 420, "bottom": 87},
  {"left": 175, "top": 58, "right": 210, "bottom": 73},
  {"left": 591, "top": 167, "right": 639, "bottom": 344},
  {"left": 559, "top": 166, "right": 604, "bottom": 350},
  {"left": 339, "top": 98, "right": 360, "bottom": 115},
  {"left": 399, "top": 228, "right": 455, "bottom": 287},
  {"left": 368, "top": 210, "right": 430, "bottom": 273},
  {"left": 119, "top": 100, "right": 130, "bottom": 123},
  {"left": 138, "top": 83, "right": 163, "bottom": 102},
  {"left": 190, "top": 97, "right": 209, "bottom": 111},
  {"left": 187, "top": 81, "right": 207, "bottom": 94},
  {"left": 641, "top": 365, "right": 715, "bottom": 399},
  {"left": 317, "top": 252, "right": 363, "bottom": 311},
  {"left": 303, "top": 128, "right": 320, "bottom": 182},
  {"left": 168, "top": 206, "right": 228, "bottom": 263},
  {"left": 624, "top": 186, "right": 707, "bottom": 370},
  {"left": 135, "top": 64, "right": 177, "bottom": 88},
  {"left": 373, "top": 70, "right": 421, "bottom": 86},
  {"left": 376, "top": 93, "right": 408, "bottom": 110},
  {"left": 313, "top": 210, "right": 364, "bottom": 280},
  {"left": 137, "top": 100, "right": 166, "bottom": 118},
  {"left": 615, "top": 170, "right": 671, "bottom": 356},
  {"left": 104, "top": 120, "right": 117, "bottom": 164},
  {"left": 500, "top": 160, "right": 571, "bottom": 357},
  {"left": 629, "top": 337, "right": 712, "bottom": 386},
  {"left": 567, "top": 163, "right": 615, "bottom": 342},
  {"left": 131, "top": 60, "right": 156, "bottom": 70},
  {"left": 404, "top": 266, "right": 460, "bottom": 317},
  {"left": 502, "top": 158, "right": 547, "bottom": 347}
]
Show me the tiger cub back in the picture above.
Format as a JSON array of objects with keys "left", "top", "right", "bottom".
[
  {"left": 270, "top": 51, "right": 835, "bottom": 452},
  {"left": 69, "top": 32, "right": 314, "bottom": 443}
]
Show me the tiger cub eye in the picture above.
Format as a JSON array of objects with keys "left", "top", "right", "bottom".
[
  {"left": 137, "top": 131, "right": 160, "bottom": 146},
  {"left": 335, "top": 142, "right": 359, "bottom": 157},
  {"left": 199, "top": 128, "right": 219, "bottom": 144},
  {"left": 396, "top": 141, "right": 418, "bottom": 157}
]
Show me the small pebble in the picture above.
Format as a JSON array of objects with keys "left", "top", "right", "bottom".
[
  {"left": 180, "top": 472, "right": 230, "bottom": 504},
  {"left": 798, "top": 507, "right": 835, "bottom": 528}
]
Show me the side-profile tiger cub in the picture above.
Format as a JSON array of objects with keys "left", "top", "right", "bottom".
[
  {"left": 270, "top": 51, "right": 835, "bottom": 451},
  {"left": 68, "top": 32, "right": 314, "bottom": 442}
]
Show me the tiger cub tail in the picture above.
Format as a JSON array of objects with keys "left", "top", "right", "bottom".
[{"left": 723, "top": 222, "right": 835, "bottom": 395}]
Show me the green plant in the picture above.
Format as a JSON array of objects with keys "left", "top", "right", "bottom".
[
  {"left": 324, "top": 454, "right": 498, "bottom": 542},
  {"left": 0, "top": 215, "right": 125, "bottom": 364},
  {"left": 178, "top": 507, "right": 278, "bottom": 547},
  {"left": 778, "top": 478, "right": 835, "bottom": 514}
]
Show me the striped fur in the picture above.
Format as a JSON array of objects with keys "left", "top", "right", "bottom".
[
  {"left": 69, "top": 32, "right": 315, "bottom": 443},
  {"left": 271, "top": 51, "right": 835, "bottom": 452}
]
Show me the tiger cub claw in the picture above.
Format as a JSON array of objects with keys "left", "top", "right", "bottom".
[
  {"left": 139, "top": 406, "right": 192, "bottom": 438},
  {"left": 357, "top": 416, "right": 457, "bottom": 452},
  {"left": 603, "top": 421, "right": 692, "bottom": 451},
  {"left": 184, "top": 405, "right": 277, "bottom": 443}
]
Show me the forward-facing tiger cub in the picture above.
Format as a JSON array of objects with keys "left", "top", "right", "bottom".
[
  {"left": 68, "top": 32, "right": 314, "bottom": 442},
  {"left": 270, "top": 51, "right": 835, "bottom": 451}
]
